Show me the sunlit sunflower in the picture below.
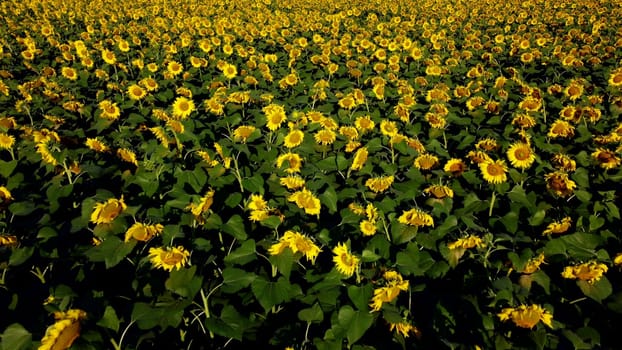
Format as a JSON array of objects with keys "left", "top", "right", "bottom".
[
  {"left": 354, "top": 115, "right": 375, "bottom": 133},
  {"left": 140, "top": 77, "right": 159, "bottom": 92},
  {"left": 548, "top": 120, "right": 575, "bottom": 138},
  {"left": 149, "top": 246, "right": 190, "bottom": 271},
  {"left": 127, "top": 84, "right": 147, "bottom": 100},
  {"left": 117, "top": 148, "right": 138, "bottom": 166},
  {"left": 167, "top": 61, "right": 183, "bottom": 77},
  {"left": 222, "top": 63, "right": 238, "bottom": 79},
  {"left": 379, "top": 120, "right": 398, "bottom": 137},
  {"left": 90, "top": 196, "right": 126, "bottom": 225},
  {"left": 389, "top": 321, "right": 420, "bottom": 338},
  {"left": 124, "top": 222, "right": 163, "bottom": 242},
  {"left": 423, "top": 184, "right": 454, "bottom": 199},
  {"left": 282, "top": 129, "right": 304, "bottom": 148},
  {"left": 544, "top": 171, "right": 576, "bottom": 197},
  {"left": 592, "top": 148, "right": 621, "bottom": 169},
  {"left": 98, "top": 100, "right": 121, "bottom": 120},
  {"left": 280, "top": 175, "right": 306, "bottom": 190},
  {"left": 101, "top": 49, "right": 116, "bottom": 65},
  {"left": 414, "top": 153, "right": 439, "bottom": 170},
  {"left": 332, "top": 242, "right": 359, "bottom": 277},
  {"left": 551, "top": 153, "right": 576, "bottom": 172},
  {"left": 288, "top": 188, "right": 321, "bottom": 216},
  {"left": 263, "top": 104, "right": 287, "bottom": 131},
  {"left": 0, "top": 132, "right": 15, "bottom": 150},
  {"left": 39, "top": 309, "right": 87, "bottom": 350},
  {"left": 479, "top": 159, "right": 508, "bottom": 184},
  {"left": 269, "top": 230, "right": 321, "bottom": 264},
  {"left": 512, "top": 113, "right": 536, "bottom": 129},
  {"left": 562, "top": 261, "right": 608, "bottom": 284},
  {"left": 276, "top": 152, "right": 303, "bottom": 173},
  {"left": 398, "top": 208, "right": 434, "bottom": 227},
  {"left": 171, "top": 96, "right": 195, "bottom": 120},
  {"left": 444, "top": 158, "right": 467, "bottom": 176},
  {"left": 370, "top": 270, "right": 409, "bottom": 311},
  {"left": 542, "top": 217, "right": 572, "bottom": 235},
  {"left": 498, "top": 304, "right": 553, "bottom": 329},
  {"left": 0, "top": 186, "right": 13, "bottom": 206},
  {"left": 85, "top": 138, "right": 109, "bottom": 153},
  {"left": 233, "top": 125, "right": 256, "bottom": 143},
  {"left": 365, "top": 175, "right": 394, "bottom": 193},
  {"left": 314, "top": 129, "right": 337, "bottom": 146},
  {"left": 360, "top": 220, "right": 377, "bottom": 236},
  {"left": 609, "top": 70, "right": 622, "bottom": 87},
  {"left": 350, "top": 147, "right": 368, "bottom": 171},
  {"left": 506, "top": 142, "right": 536, "bottom": 169},
  {"left": 61, "top": 67, "right": 78, "bottom": 80}
]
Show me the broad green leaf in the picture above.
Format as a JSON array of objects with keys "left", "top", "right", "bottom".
[
  {"left": 320, "top": 186, "right": 338, "bottom": 214},
  {"left": 562, "top": 330, "right": 591, "bottom": 350},
  {"left": 224, "top": 239, "right": 256, "bottom": 265},
  {"left": 85, "top": 236, "right": 136, "bottom": 269},
  {"left": 337, "top": 305, "right": 374, "bottom": 345},
  {"left": 298, "top": 302, "right": 324, "bottom": 323},
  {"left": 222, "top": 214, "right": 247, "bottom": 240},
  {"left": 347, "top": 284, "right": 373, "bottom": 311},
  {"left": 165, "top": 265, "right": 202, "bottom": 298},
  {"left": 222, "top": 267, "right": 257, "bottom": 293},
  {"left": 0, "top": 323, "right": 32, "bottom": 350},
  {"left": 9, "top": 247, "right": 34, "bottom": 266},
  {"left": 8, "top": 202, "right": 36, "bottom": 216},
  {"left": 396, "top": 243, "right": 435, "bottom": 276},
  {"left": 578, "top": 277, "right": 612, "bottom": 303},
  {"left": 242, "top": 174, "right": 264, "bottom": 193},
  {"left": 97, "top": 306, "right": 120, "bottom": 332},
  {"left": 204, "top": 305, "right": 250, "bottom": 341},
  {"left": 0, "top": 160, "right": 18, "bottom": 178},
  {"left": 251, "top": 277, "right": 302, "bottom": 312},
  {"left": 269, "top": 247, "right": 294, "bottom": 279}
]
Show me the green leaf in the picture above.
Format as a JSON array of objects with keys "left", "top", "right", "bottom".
[
  {"left": 259, "top": 216, "right": 282, "bottom": 229},
  {"left": 0, "top": 323, "right": 32, "bottom": 350},
  {"left": 97, "top": 306, "right": 120, "bottom": 332},
  {"left": 204, "top": 305, "right": 250, "bottom": 341},
  {"left": 298, "top": 303, "right": 324, "bottom": 323},
  {"left": 0, "top": 160, "right": 18, "bottom": 178},
  {"left": 588, "top": 215, "right": 605, "bottom": 231},
  {"left": 85, "top": 236, "right": 136, "bottom": 268},
  {"left": 396, "top": 243, "right": 435, "bottom": 276},
  {"left": 224, "top": 192, "right": 243, "bottom": 208},
  {"left": 9, "top": 247, "right": 34, "bottom": 266},
  {"left": 269, "top": 246, "right": 294, "bottom": 278},
  {"left": 347, "top": 284, "right": 373, "bottom": 311},
  {"left": 531, "top": 271, "right": 551, "bottom": 294},
  {"left": 507, "top": 185, "right": 535, "bottom": 213},
  {"left": 337, "top": 305, "right": 374, "bottom": 345},
  {"left": 165, "top": 265, "right": 203, "bottom": 298},
  {"left": 251, "top": 277, "right": 302, "bottom": 312},
  {"left": 578, "top": 277, "right": 612, "bottom": 303},
  {"left": 391, "top": 223, "right": 418, "bottom": 245},
  {"left": 562, "top": 330, "right": 592, "bottom": 350},
  {"left": 131, "top": 301, "right": 189, "bottom": 330},
  {"left": 499, "top": 211, "right": 519, "bottom": 233},
  {"left": 8, "top": 202, "right": 36, "bottom": 216},
  {"left": 222, "top": 267, "right": 257, "bottom": 293},
  {"left": 242, "top": 174, "right": 264, "bottom": 193},
  {"left": 320, "top": 186, "right": 338, "bottom": 214},
  {"left": 575, "top": 190, "right": 592, "bottom": 203},
  {"left": 222, "top": 215, "right": 247, "bottom": 240},
  {"left": 224, "top": 239, "right": 256, "bottom": 265}
]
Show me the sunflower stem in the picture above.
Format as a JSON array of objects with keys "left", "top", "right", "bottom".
[{"left": 489, "top": 191, "right": 496, "bottom": 217}]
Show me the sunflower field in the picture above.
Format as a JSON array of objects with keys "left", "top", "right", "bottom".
[{"left": 1, "top": 0, "right": 622, "bottom": 348}]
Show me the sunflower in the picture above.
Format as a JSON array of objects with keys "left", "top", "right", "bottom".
[
  {"left": 444, "top": 158, "right": 467, "bottom": 176},
  {"left": 389, "top": 321, "right": 420, "bottom": 338},
  {"left": 521, "top": 253, "right": 546, "bottom": 274},
  {"left": 551, "top": 153, "right": 576, "bottom": 172},
  {"left": 423, "top": 184, "right": 454, "bottom": 199},
  {"left": 398, "top": 208, "right": 434, "bottom": 227},
  {"left": 369, "top": 270, "right": 409, "bottom": 312},
  {"left": 564, "top": 82, "right": 584, "bottom": 101},
  {"left": 0, "top": 234, "right": 17, "bottom": 246},
  {"left": 263, "top": 104, "right": 287, "bottom": 131},
  {"left": 101, "top": 49, "right": 116, "bottom": 65},
  {"left": 283, "top": 129, "right": 304, "bottom": 148},
  {"left": 276, "top": 152, "right": 303, "bottom": 173},
  {"left": 511, "top": 113, "right": 537, "bottom": 129},
  {"left": 222, "top": 63, "right": 238, "bottom": 79},
  {"left": 39, "top": 309, "right": 87, "bottom": 350},
  {"left": 0, "top": 186, "right": 12, "bottom": 206},
  {"left": 447, "top": 235, "right": 485, "bottom": 250},
  {"left": 544, "top": 171, "right": 576, "bottom": 197},
  {"left": 171, "top": 97, "right": 195, "bottom": 120},
  {"left": 479, "top": 159, "right": 508, "bottom": 184},
  {"left": 354, "top": 115, "right": 375, "bottom": 133},
  {"left": 98, "top": 100, "right": 121, "bottom": 120},
  {"left": 548, "top": 119, "right": 575, "bottom": 138},
  {"left": 61, "top": 67, "right": 78, "bottom": 80},
  {"left": 314, "top": 128, "right": 336, "bottom": 146},
  {"left": 167, "top": 61, "right": 183, "bottom": 76},
  {"left": 233, "top": 125, "right": 256, "bottom": 143},
  {"left": 0, "top": 132, "right": 15, "bottom": 149},
  {"left": 350, "top": 147, "right": 368, "bottom": 171},
  {"left": 139, "top": 77, "right": 159, "bottom": 92},
  {"left": 498, "top": 305, "right": 553, "bottom": 329},
  {"left": 149, "top": 246, "right": 190, "bottom": 271},
  {"left": 475, "top": 138, "right": 498, "bottom": 152},
  {"left": 562, "top": 261, "right": 608, "bottom": 284},
  {"left": 90, "top": 196, "right": 126, "bottom": 225},
  {"left": 279, "top": 175, "right": 306, "bottom": 190},
  {"left": 117, "top": 148, "right": 138, "bottom": 166},
  {"left": 269, "top": 230, "right": 321, "bottom": 264},
  {"left": 379, "top": 120, "right": 398, "bottom": 137},
  {"left": 288, "top": 188, "right": 321, "bottom": 216},
  {"left": 360, "top": 220, "right": 377, "bottom": 236},
  {"left": 413, "top": 153, "right": 439, "bottom": 170},
  {"left": 85, "top": 138, "right": 109, "bottom": 153},
  {"left": 609, "top": 69, "right": 622, "bottom": 87},
  {"left": 542, "top": 217, "right": 572, "bottom": 235},
  {"left": 506, "top": 142, "right": 535, "bottom": 169},
  {"left": 124, "top": 222, "right": 163, "bottom": 242},
  {"left": 127, "top": 84, "right": 147, "bottom": 100},
  {"left": 332, "top": 242, "right": 359, "bottom": 278},
  {"left": 246, "top": 194, "right": 267, "bottom": 211},
  {"left": 365, "top": 175, "right": 394, "bottom": 193},
  {"left": 592, "top": 148, "right": 621, "bottom": 169}
]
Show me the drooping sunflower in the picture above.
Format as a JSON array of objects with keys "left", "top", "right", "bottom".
[
  {"left": 544, "top": 171, "right": 576, "bottom": 197},
  {"left": 233, "top": 125, "right": 256, "bottom": 143},
  {"left": 279, "top": 176, "right": 305, "bottom": 190},
  {"left": 350, "top": 147, "right": 368, "bottom": 171},
  {"left": 124, "top": 222, "right": 163, "bottom": 242},
  {"left": 498, "top": 304, "right": 553, "bottom": 329},
  {"left": 592, "top": 148, "right": 621, "bottom": 169},
  {"left": 561, "top": 261, "right": 608, "bottom": 284},
  {"left": 171, "top": 96, "right": 195, "bottom": 120},
  {"left": 276, "top": 152, "right": 303, "bottom": 173},
  {"left": 542, "top": 217, "right": 572, "bottom": 235},
  {"left": 288, "top": 188, "right": 321, "bottom": 216},
  {"left": 269, "top": 230, "right": 321, "bottom": 264},
  {"left": 0, "top": 186, "right": 13, "bottom": 206},
  {"left": 332, "top": 242, "right": 359, "bottom": 278},
  {"left": 365, "top": 175, "right": 394, "bottom": 193},
  {"left": 413, "top": 153, "right": 439, "bottom": 170},
  {"left": 283, "top": 129, "right": 304, "bottom": 148},
  {"left": 479, "top": 159, "right": 508, "bottom": 184},
  {"left": 61, "top": 67, "right": 78, "bottom": 80},
  {"left": 398, "top": 208, "right": 434, "bottom": 227},
  {"left": 548, "top": 119, "right": 575, "bottom": 138},
  {"left": 444, "top": 158, "right": 467, "bottom": 176},
  {"left": 148, "top": 246, "right": 190, "bottom": 271},
  {"left": 369, "top": 270, "right": 409, "bottom": 312},
  {"left": 506, "top": 142, "right": 536, "bottom": 169},
  {"left": 423, "top": 184, "right": 454, "bottom": 199},
  {"left": 39, "top": 309, "right": 87, "bottom": 350},
  {"left": 90, "top": 196, "right": 126, "bottom": 225},
  {"left": 117, "top": 148, "right": 138, "bottom": 166},
  {"left": 314, "top": 128, "right": 337, "bottom": 146},
  {"left": 85, "top": 138, "right": 109, "bottom": 153}
]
